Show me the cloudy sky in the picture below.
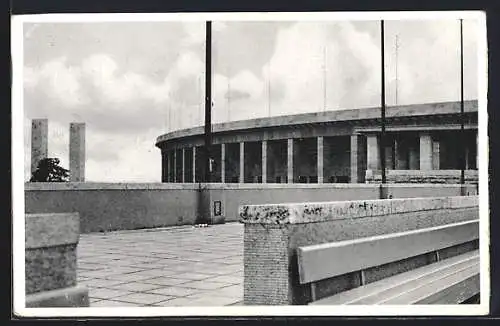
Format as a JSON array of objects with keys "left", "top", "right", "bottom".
[{"left": 22, "top": 16, "right": 481, "bottom": 182}]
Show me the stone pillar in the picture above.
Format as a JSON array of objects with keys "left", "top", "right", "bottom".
[
  {"left": 262, "top": 140, "right": 267, "bottom": 183},
  {"left": 350, "top": 134, "right": 361, "bottom": 183},
  {"left": 394, "top": 138, "right": 407, "bottom": 170},
  {"left": 476, "top": 131, "right": 479, "bottom": 170},
  {"left": 287, "top": 139, "right": 294, "bottom": 183},
  {"left": 69, "top": 123, "right": 86, "bottom": 182},
  {"left": 166, "top": 151, "right": 171, "bottom": 182},
  {"left": 192, "top": 147, "right": 196, "bottom": 183},
  {"left": 161, "top": 151, "right": 167, "bottom": 182},
  {"left": 221, "top": 143, "right": 226, "bottom": 183},
  {"left": 317, "top": 137, "right": 324, "bottom": 183},
  {"left": 385, "top": 140, "right": 393, "bottom": 170},
  {"left": 366, "top": 134, "right": 379, "bottom": 170},
  {"left": 173, "top": 150, "right": 177, "bottom": 183},
  {"left": 182, "top": 148, "right": 186, "bottom": 183},
  {"left": 419, "top": 133, "right": 433, "bottom": 170},
  {"left": 465, "top": 146, "right": 470, "bottom": 170},
  {"left": 409, "top": 145, "right": 419, "bottom": 170},
  {"left": 31, "top": 119, "right": 48, "bottom": 176},
  {"left": 239, "top": 142, "right": 245, "bottom": 183},
  {"left": 432, "top": 139, "right": 440, "bottom": 170}
]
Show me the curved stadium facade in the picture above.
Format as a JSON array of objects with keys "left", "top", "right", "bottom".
[{"left": 155, "top": 100, "right": 478, "bottom": 184}]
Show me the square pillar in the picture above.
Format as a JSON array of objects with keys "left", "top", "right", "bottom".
[
  {"left": 239, "top": 142, "right": 245, "bottom": 183},
  {"left": 221, "top": 143, "right": 226, "bottom": 183},
  {"left": 317, "top": 137, "right": 324, "bottom": 183},
  {"left": 287, "top": 139, "right": 294, "bottom": 183},
  {"left": 394, "top": 138, "right": 407, "bottom": 170},
  {"left": 350, "top": 134, "right": 361, "bottom": 183},
  {"left": 409, "top": 145, "right": 419, "bottom": 170},
  {"left": 182, "top": 148, "right": 186, "bottom": 183},
  {"left": 173, "top": 150, "right": 177, "bottom": 182},
  {"left": 419, "top": 133, "right": 433, "bottom": 170},
  {"left": 432, "top": 139, "right": 440, "bottom": 170},
  {"left": 366, "top": 134, "right": 379, "bottom": 171},
  {"left": 31, "top": 119, "right": 48, "bottom": 176},
  {"left": 161, "top": 151, "right": 167, "bottom": 182},
  {"left": 69, "top": 122, "right": 86, "bottom": 182},
  {"left": 192, "top": 147, "right": 196, "bottom": 183},
  {"left": 476, "top": 131, "right": 479, "bottom": 170},
  {"left": 166, "top": 151, "right": 171, "bottom": 182},
  {"left": 262, "top": 141, "right": 267, "bottom": 184}
]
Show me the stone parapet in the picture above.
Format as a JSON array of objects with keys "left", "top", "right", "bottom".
[
  {"left": 25, "top": 213, "right": 89, "bottom": 307},
  {"left": 239, "top": 196, "right": 479, "bottom": 305},
  {"left": 239, "top": 196, "right": 478, "bottom": 225}
]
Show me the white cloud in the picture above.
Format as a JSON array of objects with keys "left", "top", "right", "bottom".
[{"left": 22, "top": 19, "right": 481, "bottom": 182}]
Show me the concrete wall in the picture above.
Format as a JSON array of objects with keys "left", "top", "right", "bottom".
[
  {"left": 25, "top": 182, "right": 478, "bottom": 234},
  {"left": 25, "top": 183, "right": 199, "bottom": 233}
]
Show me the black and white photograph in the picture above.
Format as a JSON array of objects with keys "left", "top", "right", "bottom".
[{"left": 11, "top": 11, "right": 489, "bottom": 316}]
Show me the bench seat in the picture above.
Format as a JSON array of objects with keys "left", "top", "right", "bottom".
[
  {"left": 297, "top": 219, "right": 480, "bottom": 305},
  {"left": 310, "top": 249, "right": 479, "bottom": 305}
]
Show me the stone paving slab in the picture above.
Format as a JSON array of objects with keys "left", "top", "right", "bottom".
[{"left": 78, "top": 223, "right": 243, "bottom": 307}]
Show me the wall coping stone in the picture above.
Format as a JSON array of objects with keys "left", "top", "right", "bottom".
[
  {"left": 239, "top": 195, "right": 478, "bottom": 225},
  {"left": 25, "top": 182, "right": 476, "bottom": 192},
  {"left": 26, "top": 213, "right": 79, "bottom": 249}
]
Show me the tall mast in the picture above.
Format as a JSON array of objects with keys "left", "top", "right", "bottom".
[
  {"left": 380, "top": 20, "right": 387, "bottom": 185},
  {"left": 460, "top": 19, "right": 465, "bottom": 186},
  {"left": 204, "top": 21, "right": 213, "bottom": 183}
]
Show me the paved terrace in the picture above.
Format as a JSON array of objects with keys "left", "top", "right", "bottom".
[{"left": 77, "top": 223, "right": 243, "bottom": 307}]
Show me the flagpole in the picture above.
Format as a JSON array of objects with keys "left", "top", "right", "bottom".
[
  {"left": 380, "top": 20, "right": 387, "bottom": 186},
  {"left": 204, "top": 21, "right": 213, "bottom": 184},
  {"left": 460, "top": 19, "right": 465, "bottom": 188}
]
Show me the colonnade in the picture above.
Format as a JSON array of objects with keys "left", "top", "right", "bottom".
[{"left": 162, "top": 130, "right": 478, "bottom": 183}]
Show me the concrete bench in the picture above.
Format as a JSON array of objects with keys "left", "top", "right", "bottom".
[
  {"left": 25, "top": 213, "right": 89, "bottom": 307},
  {"left": 298, "top": 220, "right": 479, "bottom": 305},
  {"left": 239, "top": 195, "right": 479, "bottom": 305}
]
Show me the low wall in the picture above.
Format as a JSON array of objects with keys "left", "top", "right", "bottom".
[
  {"left": 366, "top": 169, "right": 479, "bottom": 184},
  {"left": 25, "top": 182, "right": 478, "bottom": 233},
  {"left": 25, "top": 183, "right": 199, "bottom": 233},
  {"left": 239, "top": 195, "right": 479, "bottom": 305},
  {"left": 25, "top": 213, "right": 89, "bottom": 307}
]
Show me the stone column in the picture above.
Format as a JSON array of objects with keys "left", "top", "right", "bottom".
[
  {"left": 476, "top": 131, "right": 479, "bottom": 169},
  {"left": 69, "top": 123, "right": 86, "bottom": 182},
  {"left": 173, "top": 150, "right": 177, "bottom": 183},
  {"left": 419, "top": 133, "right": 433, "bottom": 170},
  {"left": 366, "top": 134, "right": 379, "bottom": 171},
  {"left": 394, "top": 138, "right": 407, "bottom": 170},
  {"left": 385, "top": 140, "right": 393, "bottom": 170},
  {"left": 262, "top": 140, "right": 267, "bottom": 184},
  {"left": 317, "top": 137, "right": 324, "bottom": 183},
  {"left": 31, "top": 119, "right": 48, "bottom": 176},
  {"left": 409, "top": 146, "right": 419, "bottom": 170},
  {"left": 350, "top": 134, "right": 361, "bottom": 183},
  {"left": 182, "top": 148, "right": 186, "bottom": 183},
  {"left": 161, "top": 151, "right": 167, "bottom": 182},
  {"left": 287, "top": 139, "right": 294, "bottom": 183},
  {"left": 166, "top": 151, "right": 171, "bottom": 182},
  {"left": 432, "top": 139, "right": 440, "bottom": 170},
  {"left": 192, "top": 147, "right": 196, "bottom": 183},
  {"left": 239, "top": 142, "right": 245, "bottom": 183},
  {"left": 221, "top": 143, "right": 226, "bottom": 183},
  {"left": 465, "top": 146, "right": 470, "bottom": 170}
]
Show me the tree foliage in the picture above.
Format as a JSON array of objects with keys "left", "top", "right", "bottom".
[{"left": 30, "top": 158, "right": 70, "bottom": 182}]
